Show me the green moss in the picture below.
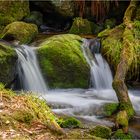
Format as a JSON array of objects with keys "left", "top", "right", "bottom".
[
  {"left": 116, "top": 111, "right": 128, "bottom": 127},
  {"left": 0, "top": 41, "right": 17, "bottom": 85},
  {"left": 99, "top": 23, "right": 140, "bottom": 82},
  {"left": 13, "top": 110, "right": 34, "bottom": 124},
  {"left": 103, "top": 103, "right": 118, "bottom": 116},
  {"left": 112, "top": 129, "right": 132, "bottom": 140},
  {"left": 0, "top": 1, "right": 29, "bottom": 26},
  {"left": 57, "top": 117, "right": 81, "bottom": 128},
  {"left": 119, "top": 102, "right": 135, "bottom": 119},
  {"left": 1, "top": 21, "right": 38, "bottom": 44},
  {"left": 69, "top": 17, "right": 92, "bottom": 34},
  {"left": 90, "top": 125, "right": 111, "bottom": 139},
  {"left": 37, "top": 34, "right": 90, "bottom": 88}
]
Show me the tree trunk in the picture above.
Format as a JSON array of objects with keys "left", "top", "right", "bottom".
[{"left": 113, "top": 0, "right": 138, "bottom": 126}]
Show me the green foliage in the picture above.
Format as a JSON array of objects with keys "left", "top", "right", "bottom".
[
  {"left": 37, "top": 34, "right": 90, "bottom": 88},
  {"left": 57, "top": 117, "right": 81, "bottom": 128},
  {"left": 1, "top": 21, "right": 38, "bottom": 44},
  {"left": 69, "top": 17, "right": 92, "bottom": 34},
  {"left": 112, "top": 129, "right": 132, "bottom": 140},
  {"left": 101, "top": 37, "right": 123, "bottom": 69},
  {"left": 90, "top": 125, "right": 111, "bottom": 139},
  {"left": 103, "top": 103, "right": 118, "bottom": 116}
]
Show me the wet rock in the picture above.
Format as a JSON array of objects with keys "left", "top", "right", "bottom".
[
  {"left": 1, "top": 21, "right": 38, "bottom": 44},
  {"left": 24, "top": 11, "right": 43, "bottom": 27}
]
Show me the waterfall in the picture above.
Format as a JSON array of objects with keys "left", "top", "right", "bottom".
[
  {"left": 15, "top": 45, "right": 48, "bottom": 93},
  {"left": 82, "top": 39, "right": 113, "bottom": 89}
]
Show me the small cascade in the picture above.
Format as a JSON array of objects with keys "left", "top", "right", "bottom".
[
  {"left": 82, "top": 39, "right": 113, "bottom": 89},
  {"left": 15, "top": 45, "right": 48, "bottom": 93}
]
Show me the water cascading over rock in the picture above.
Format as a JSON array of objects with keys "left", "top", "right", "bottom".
[
  {"left": 81, "top": 38, "right": 113, "bottom": 89},
  {"left": 15, "top": 45, "right": 48, "bottom": 93}
]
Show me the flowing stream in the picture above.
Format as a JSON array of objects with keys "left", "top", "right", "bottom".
[
  {"left": 81, "top": 39, "right": 113, "bottom": 89},
  {"left": 15, "top": 39, "right": 140, "bottom": 135},
  {"left": 15, "top": 45, "right": 48, "bottom": 93}
]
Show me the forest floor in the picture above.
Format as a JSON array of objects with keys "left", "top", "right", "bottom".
[{"left": 0, "top": 85, "right": 101, "bottom": 140}]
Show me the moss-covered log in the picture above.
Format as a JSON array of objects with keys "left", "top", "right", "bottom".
[{"left": 113, "top": 0, "right": 138, "bottom": 132}]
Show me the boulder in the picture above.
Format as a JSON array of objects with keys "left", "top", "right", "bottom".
[
  {"left": 0, "top": 0, "right": 29, "bottom": 26},
  {"left": 112, "top": 129, "right": 133, "bottom": 140},
  {"left": 24, "top": 11, "right": 43, "bottom": 27},
  {"left": 69, "top": 17, "right": 92, "bottom": 34},
  {"left": 0, "top": 40, "right": 17, "bottom": 85},
  {"left": 37, "top": 34, "right": 90, "bottom": 88},
  {"left": 90, "top": 125, "right": 112, "bottom": 139},
  {"left": 51, "top": 0, "right": 74, "bottom": 17},
  {"left": 1, "top": 21, "right": 38, "bottom": 44}
]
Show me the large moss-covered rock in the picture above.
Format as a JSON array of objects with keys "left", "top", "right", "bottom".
[
  {"left": 0, "top": 40, "right": 17, "bottom": 85},
  {"left": 0, "top": 1, "right": 29, "bottom": 26},
  {"left": 37, "top": 34, "right": 90, "bottom": 88},
  {"left": 1, "top": 22, "right": 38, "bottom": 44}
]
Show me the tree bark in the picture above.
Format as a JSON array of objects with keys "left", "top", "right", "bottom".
[{"left": 113, "top": 1, "right": 138, "bottom": 120}]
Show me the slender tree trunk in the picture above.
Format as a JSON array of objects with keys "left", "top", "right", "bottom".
[{"left": 113, "top": 1, "right": 137, "bottom": 121}]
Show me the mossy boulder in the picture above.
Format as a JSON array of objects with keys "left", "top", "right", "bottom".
[
  {"left": 103, "top": 103, "right": 118, "bottom": 117},
  {"left": 57, "top": 117, "right": 81, "bottom": 128},
  {"left": 116, "top": 110, "right": 129, "bottom": 133},
  {"left": 69, "top": 17, "right": 92, "bottom": 34},
  {"left": 0, "top": 40, "right": 17, "bottom": 85},
  {"left": 1, "top": 21, "right": 38, "bottom": 44},
  {"left": 0, "top": 1, "right": 29, "bottom": 26},
  {"left": 37, "top": 34, "right": 90, "bottom": 88},
  {"left": 112, "top": 129, "right": 133, "bottom": 140},
  {"left": 24, "top": 11, "right": 43, "bottom": 27},
  {"left": 90, "top": 125, "right": 112, "bottom": 139}
]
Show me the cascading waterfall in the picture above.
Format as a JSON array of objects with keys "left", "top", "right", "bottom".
[
  {"left": 81, "top": 39, "right": 113, "bottom": 89},
  {"left": 15, "top": 45, "right": 48, "bottom": 93}
]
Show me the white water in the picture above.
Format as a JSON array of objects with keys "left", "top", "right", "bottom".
[
  {"left": 81, "top": 39, "right": 113, "bottom": 89},
  {"left": 14, "top": 40, "right": 140, "bottom": 128},
  {"left": 15, "top": 45, "right": 48, "bottom": 93},
  {"left": 44, "top": 89, "right": 140, "bottom": 126},
  {"left": 42, "top": 39, "right": 140, "bottom": 126}
]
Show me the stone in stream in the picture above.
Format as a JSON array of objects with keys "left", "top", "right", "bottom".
[{"left": 37, "top": 34, "right": 90, "bottom": 88}]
